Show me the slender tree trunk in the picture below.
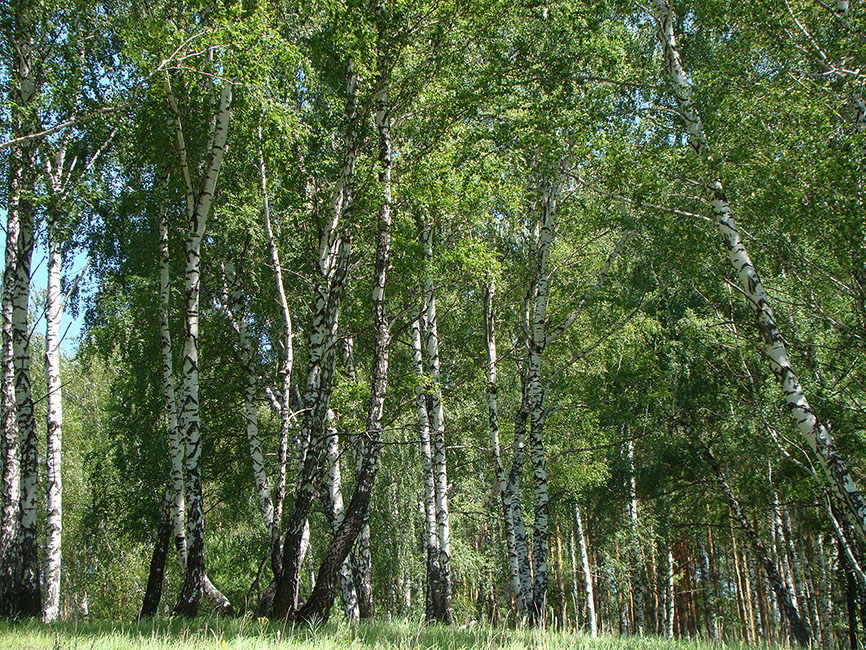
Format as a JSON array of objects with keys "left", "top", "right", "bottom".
[
  {"left": 172, "top": 79, "right": 233, "bottom": 618},
  {"left": 700, "top": 445, "right": 812, "bottom": 645},
  {"left": 626, "top": 437, "right": 645, "bottom": 633},
  {"left": 291, "top": 21, "right": 393, "bottom": 620},
  {"left": 652, "top": 0, "right": 866, "bottom": 547},
  {"left": 141, "top": 185, "right": 180, "bottom": 619},
  {"left": 257, "top": 129, "right": 292, "bottom": 578},
  {"left": 412, "top": 318, "right": 443, "bottom": 622},
  {"left": 223, "top": 264, "right": 275, "bottom": 530},
  {"left": 42, "top": 214, "right": 64, "bottom": 623},
  {"left": 421, "top": 226, "right": 453, "bottom": 624},
  {"left": 574, "top": 502, "right": 597, "bottom": 637},
  {"left": 509, "top": 400, "right": 534, "bottom": 618},
  {"left": 666, "top": 549, "right": 675, "bottom": 638},
  {"left": 483, "top": 279, "right": 524, "bottom": 615}
]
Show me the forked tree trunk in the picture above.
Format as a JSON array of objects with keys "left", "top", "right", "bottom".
[
  {"left": 291, "top": 19, "right": 393, "bottom": 620},
  {"left": 171, "top": 78, "right": 233, "bottom": 618},
  {"left": 257, "top": 129, "right": 292, "bottom": 577},
  {"left": 274, "top": 57, "right": 358, "bottom": 619},
  {"left": 651, "top": 0, "right": 866, "bottom": 548}
]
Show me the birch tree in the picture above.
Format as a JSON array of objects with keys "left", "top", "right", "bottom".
[{"left": 650, "top": 0, "right": 866, "bottom": 548}]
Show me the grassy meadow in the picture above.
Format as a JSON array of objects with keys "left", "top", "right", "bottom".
[{"left": 0, "top": 617, "right": 789, "bottom": 650}]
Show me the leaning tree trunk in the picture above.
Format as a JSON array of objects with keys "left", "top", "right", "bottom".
[
  {"left": 292, "top": 22, "right": 393, "bottom": 620},
  {"left": 42, "top": 213, "right": 63, "bottom": 623},
  {"left": 172, "top": 79, "right": 233, "bottom": 618},
  {"left": 699, "top": 444, "right": 812, "bottom": 646},
  {"left": 651, "top": 0, "right": 866, "bottom": 548}
]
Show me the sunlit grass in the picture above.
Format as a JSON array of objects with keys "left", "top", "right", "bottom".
[{"left": 0, "top": 616, "right": 791, "bottom": 650}]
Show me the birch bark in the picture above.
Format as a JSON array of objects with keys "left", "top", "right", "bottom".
[
  {"left": 171, "top": 77, "right": 233, "bottom": 617},
  {"left": 651, "top": 0, "right": 866, "bottom": 547},
  {"left": 42, "top": 207, "right": 63, "bottom": 623},
  {"left": 574, "top": 502, "right": 597, "bottom": 636},
  {"left": 257, "top": 130, "right": 293, "bottom": 577},
  {"left": 274, "top": 58, "right": 358, "bottom": 618},
  {"left": 483, "top": 280, "right": 523, "bottom": 613},
  {"left": 293, "top": 21, "right": 393, "bottom": 620},
  {"left": 421, "top": 226, "right": 453, "bottom": 624},
  {"left": 0, "top": 4, "right": 37, "bottom": 615}
]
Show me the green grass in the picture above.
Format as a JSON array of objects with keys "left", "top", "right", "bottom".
[{"left": 0, "top": 617, "right": 789, "bottom": 650}]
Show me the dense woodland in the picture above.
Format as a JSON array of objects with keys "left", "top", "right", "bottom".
[{"left": 2, "top": 0, "right": 866, "bottom": 647}]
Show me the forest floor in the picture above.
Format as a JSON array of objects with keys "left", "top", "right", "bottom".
[{"left": 0, "top": 616, "right": 784, "bottom": 650}]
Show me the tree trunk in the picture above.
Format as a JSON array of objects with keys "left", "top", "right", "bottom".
[
  {"left": 257, "top": 129, "right": 292, "bottom": 578},
  {"left": 291, "top": 23, "right": 393, "bottom": 620},
  {"left": 700, "top": 445, "right": 812, "bottom": 645},
  {"left": 412, "top": 318, "right": 443, "bottom": 622},
  {"left": 626, "top": 437, "right": 645, "bottom": 633},
  {"left": 483, "top": 280, "right": 524, "bottom": 616},
  {"left": 42, "top": 214, "right": 64, "bottom": 623},
  {"left": 0, "top": 6, "right": 37, "bottom": 615},
  {"left": 172, "top": 79, "right": 233, "bottom": 618},
  {"left": 652, "top": 0, "right": 866, "bottom": 547},
  {"left": 421, "top": 226, "right": 454, "bottom": 625},
  {"left": 273, "top": 57, "right": 357, "bottom": 619},
  {"left": 527, "top": 179, "right": 557, "bottom": 624},
  {"left": 321, "top": 410, "right": 359, "bottom": 620},
  {"left": 574, "top": 502, "right": 597, "bottom": 637}
]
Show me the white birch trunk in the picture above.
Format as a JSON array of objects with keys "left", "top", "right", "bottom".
[
  {"left": 257, "top": 129, "right": 292, "bottom": 577},
  {"left": 224, "top": 264, "right": 274, "bottom": 529},
  {"left": 484, "top": 280, "right": 524, "bottom": 613},
  {"left": 528, "top": 180, "right": 556, "bottom": 623},
  {"left": 652, "top": 0, "right": 866, "bottom": 547},
  {"left": 14, "top": 180, "right": 37, "bottom": 618},
  {"left": 626, "top": 437, "right": 645, "bottom": 633},
  {"left": 574, "top": 502, "right": 597, "bottom": 637},
  {"left": 666, "top": 549, "right": 675, "bottom": 638},
  {"left": 0, "top": 4, "right": 38, "bottom": 615},
  {"left": 322, "top": 410, "right": 359, "bottom": 620},
  {"left": 421, "top": 227, "right": 453, "bottom": 623},
  {"left": 172, "top": 78, "right": 233, "bottom": 617},
  {"left": 42, "top": 214, "right": 64, "bottom": 623},
  {"left": 412, "top": 318, "right": 442, "bottom": 622}
]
